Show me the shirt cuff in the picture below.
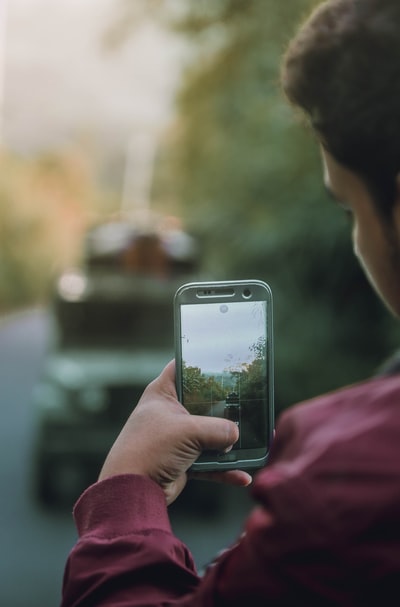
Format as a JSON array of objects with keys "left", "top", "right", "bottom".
[{"left": 73, "top": 474, "right": 172, "bottom": 538}]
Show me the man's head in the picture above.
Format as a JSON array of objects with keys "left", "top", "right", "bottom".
[
  {"left": 281, "top": 0, "right": 400, "bottom": 219},
  {"left": 281, "top": 0, "right": 400, "bottom": 316}
]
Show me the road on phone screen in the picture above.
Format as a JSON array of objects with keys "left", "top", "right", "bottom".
[{"left": 0, "top": 309, "right": 254, "bottom": 607}]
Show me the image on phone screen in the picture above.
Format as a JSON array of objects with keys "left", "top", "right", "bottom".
[{"left": 179, "top": 300, "right": 269, "bottom": 449}]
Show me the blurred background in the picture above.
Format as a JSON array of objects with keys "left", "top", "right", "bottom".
[{"left": 1, "top": 0, "right": 400, "bottom": 605}]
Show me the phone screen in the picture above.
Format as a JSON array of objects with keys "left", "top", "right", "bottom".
[{"left": 175, "top": 281, "right": 273, "bottom": 469}]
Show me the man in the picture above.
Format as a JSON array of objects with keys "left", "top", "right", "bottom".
[{"left": 61, "top": 1, "right": 400, "bottom": 604}]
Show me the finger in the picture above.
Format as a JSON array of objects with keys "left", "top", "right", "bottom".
[
  {"left": 157, "top": 359, "right": 176, "bottom": 389},
  {"left": 190, "top": 469, "right": 253, "bottom": 487},
  {"left": 162, "top": 358, "right": 176, "bottom": 381},
  {"left": 146, "top": 359, "right": 177, "bottom": 400},
  {"left": 164, "top": 474, "right": 188, "bottom": 506}
]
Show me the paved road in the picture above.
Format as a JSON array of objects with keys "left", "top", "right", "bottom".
[{"left": 0, "top": 309, "right": 253, "bottom": 606}]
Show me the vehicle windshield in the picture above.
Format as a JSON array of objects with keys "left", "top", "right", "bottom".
[{"left": 55, "top": 298, "right": 173, "bottom": 349}]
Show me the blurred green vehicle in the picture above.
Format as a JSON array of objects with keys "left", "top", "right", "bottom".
[{"left": 32, "top": 221, "right": 198, "bottom": 507}]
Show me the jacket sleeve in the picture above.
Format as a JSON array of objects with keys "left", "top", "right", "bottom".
[
  {"left": 60, "top": 468, "right": 327, "bottom": 607},
  {"left": 61, "top": 378, "right": 400, "bottom": 606},
  {"left": 60, "top": 474, "right": 201, "bottom": 607}
]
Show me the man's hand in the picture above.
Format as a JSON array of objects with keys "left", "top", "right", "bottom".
[{"left": 99, "top": 360, "right": 252, "bottom": 504}]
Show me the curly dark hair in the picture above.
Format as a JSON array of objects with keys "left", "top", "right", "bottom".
[{"left": 281, "top": 0, "right": 400, "bottom": 218}]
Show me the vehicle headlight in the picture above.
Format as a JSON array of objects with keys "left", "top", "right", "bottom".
[{"left": 57, "top": 269, "right": 88, "bottom": 301}]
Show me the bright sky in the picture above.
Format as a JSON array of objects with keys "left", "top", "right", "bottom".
[
  {"left": 3, "top": 0, "right": 184, "bottom": 152},
  {"left": 180, "top": 301, "right": 267, "bottom": 374}
]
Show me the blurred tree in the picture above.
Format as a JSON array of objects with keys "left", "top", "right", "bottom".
[
  {"left": 104, "top": 0, "right": 400, "bottom": 409},
  {"left": 0, "top": 150, "right": 106, "bottom": 313},
  {"left": 163, "top": 0, "right": 400, "bottom": 409}
]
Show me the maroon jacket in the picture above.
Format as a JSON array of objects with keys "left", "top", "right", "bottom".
[{"left": 61, "top": 375, "right": 400, "bottom": 606}]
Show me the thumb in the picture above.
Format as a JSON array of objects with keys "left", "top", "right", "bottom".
[{"left": 192, "top": 415, "right": 239, "bottom": 453}]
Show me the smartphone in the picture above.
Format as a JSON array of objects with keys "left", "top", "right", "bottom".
[{"left": 174, "top": 280, "right": 273, "bottom": 471}]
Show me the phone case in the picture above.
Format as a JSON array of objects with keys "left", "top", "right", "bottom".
[{"left": 174, "top": 280, "right": 274, "bottom": 471}]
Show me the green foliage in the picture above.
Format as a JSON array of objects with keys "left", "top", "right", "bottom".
[
  {"left": 182, "top": 363, "right": 225, "bottom": 414},
  {"left": 168, "top": 0, "right": 400, "bottom": 410},
  {"left": 239, "top": 337, "right": 266, "bottom": 404},
  {"left": 0, "top": 151, "right": 103, "bottom": 313}
]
